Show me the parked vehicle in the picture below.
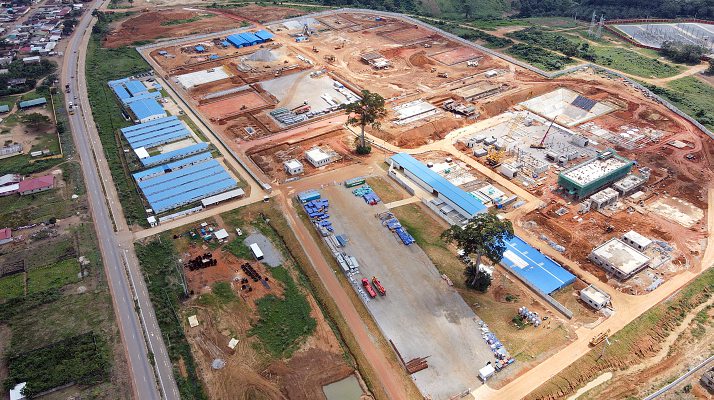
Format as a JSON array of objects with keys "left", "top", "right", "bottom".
[
  {"left": 362, "top": 278, "right": 376, "bottom": 298},
  {"left": 372, "top": 276, "right": 386, "bottom": 296}
]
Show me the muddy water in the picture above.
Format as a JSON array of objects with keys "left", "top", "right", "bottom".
[{"left": 322, "top": 374, "right": 363, "bottom": 400}]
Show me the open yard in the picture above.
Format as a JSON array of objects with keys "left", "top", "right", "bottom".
[{"left": 320, "top": 184, "right": 495, "bottom": 399}]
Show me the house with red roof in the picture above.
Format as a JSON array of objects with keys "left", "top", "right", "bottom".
[
  {"left": 0, "top": 228, "right": 12, "bottom": 245},
  {"left": 18, "top": 175, "right": 54, "bottom": 195}
]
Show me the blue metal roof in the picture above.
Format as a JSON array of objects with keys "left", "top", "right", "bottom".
[
  {"left": 238, "top": 32, "right": 261, "bottom": 44},
  {"left": 389, "top": 153, "right": 487, "bottom": 216},
  {"left": 112, "top": 85, "right": 132, "bottom": 100},
  {"left": 123, "top": 91, "right": 161, "bottom": 105},
  {"left": 126, "top": 126, "right": 186, "bottom": 147},
  {"left": 130, "top": 129, "right": 190, "bottom": 150},
  {"left": 146, "top": 170, "right": 230, "bottom": 201},
  {"left": 221, "top": 40, "right": 230, "bottom": 47},
  {"left": 254, "top": 29, "right": 274, "bottom": 40},
  {"left": 0, "top": 105, "right": 10, "bottom": 113},
  {"left": 107, "top": 77, "right": 130, "bottom": 87},
  {"left": 227, "top": 34, "right": 248, "bottom": 47},
  {"left": 140, "top": 143, "right": 210, "bottom": 167},
  {"left": 500, "top": 236, "right": 576, "bottom": 294},
  {"left": 195, "top": 45, "right": 205, "bottom": 52},
  {"left": 128, "top": 98, "right": 166, "bottom": 122},
  {"left": 18, "top": 97, "right": 47, "bottom": 108},
  {"left": 136, "top": 157, "right": 217, "bottom": 186},
  {"left": 123, "top": 121, "right": 183, "bottom": 140},
  {"left": 121, "top": 116, "right": 178, "bottom": 134},
  {"left": 124, "top": 80, "right": 148, "bottom": 96},
  {"left": 150, "top": 179, "right": 237, "bottom": 213}
]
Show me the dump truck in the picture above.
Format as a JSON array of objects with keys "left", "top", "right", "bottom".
[
  {"left": 362, "top": 278, "right": 377, "bottom": 298},
  {"left": 372, "top": 276, "right": 386, "bottom": 296},
  {"left": 589, "top": 329, "right": 610, "bottom": 347}
]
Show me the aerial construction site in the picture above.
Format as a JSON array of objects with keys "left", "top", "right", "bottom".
[{"left": 124, "top": 7, "right": 714, "bottom": 400}]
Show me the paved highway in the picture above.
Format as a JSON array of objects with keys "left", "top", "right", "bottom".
[{"left": 61, "top": 2, "right": 180, "bottom": 399}]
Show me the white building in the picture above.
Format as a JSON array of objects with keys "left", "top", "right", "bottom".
[
  {"left": 589, "top": 238, "right": 651, "bottom": 280},
  {"left": 283, "top": 159, "right": 304, "bottom": 175},
  {"left": 580, "top": 284, "right": 611, "bottom": 310},
  {"left": 589, "top": 187, "right": 619, "bottom": 210},
  {"left": 305, "top": 147, "right": 333, "bottom": 168},
  {"left": 622, "top": 230, "right": 652, "bottom": 252},
  {"left": 22, "top": 56, "right": 40, "bottom": 64}
]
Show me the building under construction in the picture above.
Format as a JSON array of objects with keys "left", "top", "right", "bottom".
[{"left": 558, "top": 149, "right": 634, "bottom": 199}]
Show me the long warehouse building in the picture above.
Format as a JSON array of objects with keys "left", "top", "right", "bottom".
[
  {"left": 120, "top": 116, "right": 191, "bottom": 150},
  {"left": 389, "top": 153, "right": 487, "bottom": 219},
  {"left": 133, "top": 158, "right": 238, "bottom": 213},
  {"left": 139, "top": 142, "right": 210, "bottom": 167}
]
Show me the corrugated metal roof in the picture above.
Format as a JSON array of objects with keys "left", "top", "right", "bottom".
[
  {"left": 112, "top": 84, "right": 132, "bottom": 100},
  {"left": 130, "top": 129, "right": 191, "bottom": 150},
  {"left": 143, "top": 164, "right": 225, "bottom": 197},
  {"left": 128, "top": 98, "right": 166, "bottom": 122},
  {"left": 121, "top": 116, "right": 178, "bottom": 134},
  {"left": 123, "top": 91, "right": 161, "bottom": 105},
  {"left": 150, "top": 178, "right": 237, "bottom": 213},
  {"left": 122, "top": 119, "right": 182, "bottom": 139},
  {"left": 253, "top": 29, "right": 274, "bottom": 40},
  {"left": 133, "top": 154, "right": 214, "bottom": 182},
  {"left": 501, "top": 236, "right": 576, "bottom": 294},
  {"left": 227, "top": 34, "right": 248, "bottom": 47},
  {"left": 140, "top": 143, "right": 209, "bottom": 167},
  {"left": 238, "top": 32, "right": 261, "bottom": 44},
  {"left": 18, "top": 97, "right": 47, "bottom": 108},
  {"left": 390, "top": 153, "right": 486, "bottom": 216},
  {"left": 0, "top": 105, "right": 9, "bottom": 113},
  {"left": 201, "top": 188, "right": 245, "bottom": 206},
  {"left": 124, "top": 80, "right": 148, "bottom": 96}
]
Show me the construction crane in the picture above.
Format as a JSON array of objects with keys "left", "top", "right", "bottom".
[{"left": 530, "top": 115, "right": 558, "bottom": 149}]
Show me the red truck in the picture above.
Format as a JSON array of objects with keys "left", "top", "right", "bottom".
[
  {"left": 361, "top": 278, "right": 377, "bottom": 298},
  {"left": 372, "top": 276, "right": 386, "bottom": 296}
]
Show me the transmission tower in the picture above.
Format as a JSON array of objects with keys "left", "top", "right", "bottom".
[
  {"left": 587, "top": 11, "right": 597, "bottom": 37},
  {"left": 596, "top": 15, "right": 605, "bottom": 38}
]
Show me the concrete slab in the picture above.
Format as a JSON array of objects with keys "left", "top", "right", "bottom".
[
  {"left": 323, "top": 185, "right": 494, "bottom": 400},
  {"left": 244, "top": 232, "right": 283, "bottom": 267}
]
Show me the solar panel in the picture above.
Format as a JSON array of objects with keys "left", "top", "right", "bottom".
[{"left": 571, "top": 95, "right": 597, "bottom": 111}]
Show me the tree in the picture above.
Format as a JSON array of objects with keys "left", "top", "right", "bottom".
[
  {"left": 463, "top": 262, "right": 492, "bottom": 292},
  {"left": 707, "top": 59, "right": 714, "bottom": 75},
  {"left": 21, "top": 113, "right": 51, "bottom": 131},
  {"left": 344, "top": 89, "right": 387, "bottom": 154},
  {"left": 441, "top": 213, "right": 514, "bottom": 290}
]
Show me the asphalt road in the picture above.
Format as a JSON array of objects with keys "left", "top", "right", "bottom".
[{"left": 61, "top": 2, "right": 180, "bottom": 399}]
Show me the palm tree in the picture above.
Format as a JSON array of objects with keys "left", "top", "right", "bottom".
[{"left": 343, "top": 89, "right": 387, "bottom": 154}]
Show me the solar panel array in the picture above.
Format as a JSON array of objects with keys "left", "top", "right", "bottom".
[
  {"left": 135, "top": 158, "right": 238, "bottom": 213},
  {"left": 571, "top": 95, "right": 597, "bottom": 111},
  {"left": 120, "top": 116, "right": 190, "bottom": 150}
]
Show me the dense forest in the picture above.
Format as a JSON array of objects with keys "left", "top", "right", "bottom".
[
  {"left": 514, "top": 0, "right": 714, "bottom": 19},
  {"left": 318, "top": 0, "right": 714, "bottom": 20}
]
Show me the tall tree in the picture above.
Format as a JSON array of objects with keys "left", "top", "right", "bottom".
[
  {"left": 441, "top": 213, "right": 514, "bottom": 290},
  {"left": 707, "top": 59, "right": 714, "bottom": 75},
  {"left": 344, "top": 89, "right": 387, "bottom": 154}
]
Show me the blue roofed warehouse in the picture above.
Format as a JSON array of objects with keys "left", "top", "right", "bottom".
[{"left": 388, "top": 153, "right": 487, "bottom": 219}]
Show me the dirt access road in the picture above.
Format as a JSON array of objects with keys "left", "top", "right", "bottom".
[{"left": 472, "top": 188, "right": 714, "bottom": 400}]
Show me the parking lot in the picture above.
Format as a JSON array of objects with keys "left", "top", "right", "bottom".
[{"left": 321, "top": 185, "right": 494, "bottom": 400}]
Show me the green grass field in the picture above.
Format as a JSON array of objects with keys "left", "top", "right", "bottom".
[
  {"left": 0, "top": 189, "right": 70, "bottom": 227},
  {"left": 649, "top": 77, "right": 714, "bottom": 131},
  {"left": 85, "top": 34, "right": 150, "bottom": 227},
  {"left": 250, "top": 266, "right": 316, "bottom": 358},
  {"left": 591, "top": 46, "right": 682, "bottom": 78}
]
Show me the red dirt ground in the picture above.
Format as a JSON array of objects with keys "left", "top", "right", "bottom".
[
  {"left": 431, "top": 47, "right": 483, "bottom": 65},
  {"left": 103, "top": 10, "right": 240, "bottom": 48},
  {"left": 198, "top": 91, "right": 271, "bottom": 121}
]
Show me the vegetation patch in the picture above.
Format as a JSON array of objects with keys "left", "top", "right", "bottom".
[
  {"left": 135, "top": 239, "right": 207, "bottom": 400},
  {"left": 85, "top": 11, "right": 150, "bottom": 227},
  {"left": 3, "top": 332, "right": 110, "bottom": 397},
  {"left": 591, "top": 46, "right": 681, "bottom": 78},
  {"left": 506, "top": 43, "right": 575, "bottom": 71},
  {"left": 647, "top": 77, "right": 714, "bottom": 131},
  {"left": 250, "top": 266, "right": 316, "bottom": 358}
]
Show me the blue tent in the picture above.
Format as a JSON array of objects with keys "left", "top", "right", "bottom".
[{"left": 254, "top": 29, "right": 274, "bottom": 41}]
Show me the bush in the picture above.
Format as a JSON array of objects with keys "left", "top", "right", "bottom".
[{"left": 356, "top": 144, "right": 372, "bottom": 154}]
